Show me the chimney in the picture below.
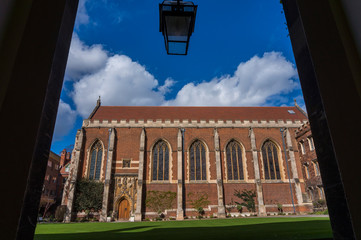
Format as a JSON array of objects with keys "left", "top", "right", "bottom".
[{"left": 60, "top": 149, "right": 67, "bottom": 167}]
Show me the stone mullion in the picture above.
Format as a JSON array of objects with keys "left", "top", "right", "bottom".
[
  {"left": 236, "top": 146, "right": 240, "bottom": 180},
  {"left": 176, "top": 129, "right": 184, "bottom": 220},
  {"left": 272, "top": 146, "right": 277, "bottom": 179},
  {"left": 249, "top": 128, "right": 266, "bottom": 216},
  {"left": 163, "top": 146, "right": 165, "bottom": 180},
  {"left": 100, "top": 128, "right": 116, "bottom": 222},
  {"left": 64, "top": 128, "right": 84, "bottom": 222},
  {"left": 285, "top": 128, "right": 303, "bottom": 205},
  {"left": 135, "top": 128, "right": 146, "bottom": 221},
  {"left": 157, "top": 145, "right": 159, "bottom": 180},
  {"left": 214, "top": 128, "right": 226, "bottom": 218}
]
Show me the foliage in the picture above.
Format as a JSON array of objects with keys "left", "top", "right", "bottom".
[
  {"left": 225, "top": 200, "right": 234, "bottom": 214},
  {"left": 309, "top": 209, "right": 329, "bottom": 215},
  {"left": 313, "top": 199, "right": 327, "bottom": 209},
  {"left": 234, "top": 189, "right": 257, "bottom": 213},
  {"left": 54, "top": 205, "right": 67, "bottom": 222},
  {"left": 74, "top": 178, "right": 104, "bottom": 212},
  {"left": 187, "top": 192, "right": 210, "bottom": 216},
  {"left": 145, "top": 190, "right": 177, "bottom": 216}
]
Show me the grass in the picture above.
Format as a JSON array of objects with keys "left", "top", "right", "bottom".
[{"left": 35, "top": 217, "right": 332, "bottom": 240}]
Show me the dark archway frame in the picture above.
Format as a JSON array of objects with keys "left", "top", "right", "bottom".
[{"left": 0, "top": 0, "right": 360, "bottom": 239}]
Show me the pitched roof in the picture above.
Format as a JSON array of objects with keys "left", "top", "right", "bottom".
[{"left": 90, "top": 106, "right": 307, "bottom": 122}]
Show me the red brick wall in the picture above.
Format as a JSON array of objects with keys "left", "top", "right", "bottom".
[{"left": 75, "top": 124, "right": 309, "bottom": 217}]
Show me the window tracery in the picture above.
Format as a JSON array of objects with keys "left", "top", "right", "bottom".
[
  {"left": 226, "top": 140, "right": 244, "bottom": 180},
  {"left": 261, "top": 140, "right": 281, "bottom": 180},
  {"left": 152, "top": 140, "right": 169, "bottom": 181},
  {"left": 89, "top": 141, "right": 103, "bottom": 180},
  {"left": 189, "top": 140, "right": 207, "bottom": 181}
]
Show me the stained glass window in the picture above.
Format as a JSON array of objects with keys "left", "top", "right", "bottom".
[
  {"left": 89, "top": 141, "right": 103, "bottom": 180},
  {"left": 190, "top": 140, "right": 207, "bottom": 180},
  {"left": 152, "top": 140, "right": 169, "bottom": 181},
  {"left": 261, "top": 140, "right": 281, "bottom": 180},
  {"left": 226, "top": 140, "right": 244, "bottom": 180}
]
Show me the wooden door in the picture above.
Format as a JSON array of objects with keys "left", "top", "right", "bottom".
[{"left": 118, "top": 199, "right": 130, "bottom": 220}]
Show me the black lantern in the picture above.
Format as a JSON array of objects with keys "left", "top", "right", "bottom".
[{"left": 159, "top": 0, "right": 197, "bottom": 55}]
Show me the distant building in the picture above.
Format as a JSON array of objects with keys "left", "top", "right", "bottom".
[
  {"left": 39, "top": 151, "right": 62, "bottom": 217},
  {"left": 295, "top": 122, "right": 325, "bottom": 204},
  {"left": 62, "top": 100, "right": 316, "bottom": 222}
]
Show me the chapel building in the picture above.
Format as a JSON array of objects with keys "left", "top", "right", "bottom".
[{"left": 62, "top": 100, "right": 314, "bottom": 222}]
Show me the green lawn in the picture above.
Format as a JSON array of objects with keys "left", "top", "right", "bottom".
[{"left": 35, "top": 217, "right": 332, "bottom": 240}]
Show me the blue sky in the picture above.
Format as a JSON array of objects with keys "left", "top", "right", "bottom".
[{"left": 51, "top": 0, "right": 305, "bottom": 154}]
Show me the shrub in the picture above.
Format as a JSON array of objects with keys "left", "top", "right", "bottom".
[
  {"left": 313, "top": 199, "right": 327, "bottom": 209},
  {"left": 236, "top": 205, "right": 243, "bottom": 213},
  {"left": 234, "top": 189, "right": 256, "bottom": 213},
  {"left": 145, "top": 190, "right": 177, "bottom": 217},
  {"left": 74, "top": 179, "right": 104, "bottom": 213},
  {"left": 55, "top": 205, "right": 67, "bottom": 222},
  {"left": 187, "top": 192, "right": 210, "bottom": 217}
]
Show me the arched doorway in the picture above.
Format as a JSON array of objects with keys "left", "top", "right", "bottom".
[{"left": 118, "top": 199, "right": 130, "bottom": 220}]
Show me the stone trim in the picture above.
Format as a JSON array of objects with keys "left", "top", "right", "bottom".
[
  {"left": 134, "top": 128, "right": 145, "bottom": 221},
  {"left": 177, "top": 129, "right": 184, "bottom": 220},
  {"left": 286, "top": 128, "right": 303, "bottom": 204},
  {"left": 100, "top": 128, "right": 116, "bottom": 221},
  {"left": 83, "top": 119, "right": 307, "bottom": 128},
  {"left": 64, "top": 129, "right": 84, "bottom": 222},
  {"left": 249, "top": 128, "right": 267, "bottom": 217},
  {"left": 214, "top": 128, "right": 226, "bottom": 218}
]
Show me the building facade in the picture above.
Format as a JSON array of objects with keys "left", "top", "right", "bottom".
[
  {"left": 295, "top": 122, "right": 325, "bottom": 204},
  {"left": 63, "top": 101, "right": 314, "bottom": 222}
]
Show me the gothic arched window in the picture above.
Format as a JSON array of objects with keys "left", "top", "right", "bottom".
[
  {"left": 152, "top": 140, "right": 169, "bottom": 181},
  {"left": 89, "top": 141, "right": 103, "bottom": 180},
  {"left": 261, "top": 140, "right": 281, "bottom": 180},
  {"left": 189, "top": 140, "right": 207, "bottom": 181},
  {"left": 226, "top": 140, "right": 244, "bottom": 180}
]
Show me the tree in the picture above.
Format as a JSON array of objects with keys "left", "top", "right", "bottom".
[
  {"left": 187, "top": 192, "right": 210, "bottom": 217},
  {"left": 145, "top": 191, "right": 177, "bottom": 217},
  {"left": 234, "top": 189, "right": 256, "bottom": 213},
  {"left": 74, "top": 179, "right": 104, "bottom": 213}
]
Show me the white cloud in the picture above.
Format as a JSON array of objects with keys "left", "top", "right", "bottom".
[
  {"left": 53, "top": 100, "right": 77, "bottom": 141},
  {"left": 72, "top": 54, "right": 166, "bottom": 118},
  {"left": 65, "top": 34, "right": 108, "bottom": 80},
  {"left": 66, "top": 37, "right": 299, "bottom": 119},
  {"left": 74, "top": 0, "right": 89, "bottom": 28},
  {"left": 165, "top": 52, "right": 298, "bottom": 106},
  {"left": 158, "top": 77, "right": 176, "bottom": 94}
]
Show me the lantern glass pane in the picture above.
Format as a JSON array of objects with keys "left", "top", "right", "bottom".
[
  {"left": 165, "top": 15, "right": 191, "bottom": 41},
  {"left": 168, "top": 42, "right": 187, "bottom": 54}
]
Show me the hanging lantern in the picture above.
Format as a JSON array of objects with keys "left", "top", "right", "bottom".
[{"left": 159, "top": 0, "right": 198, "bottom": 55}]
